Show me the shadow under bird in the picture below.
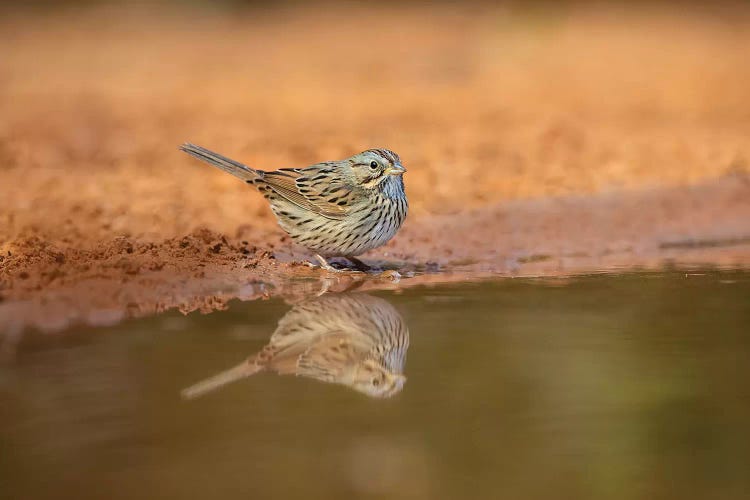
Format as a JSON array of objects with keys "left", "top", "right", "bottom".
[
  {"left": 181, "top": 293, "right": 409, "bottom": 399},
  {"left": 179, "top": 143, "right": 408, "bottom": 271}
]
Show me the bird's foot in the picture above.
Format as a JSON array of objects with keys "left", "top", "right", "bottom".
[
  {"left": 312, "top": 255, "right": 385, "bottom": 274},
  {"left": 314, "top": 254, "right": 348, "bottom": 273}
]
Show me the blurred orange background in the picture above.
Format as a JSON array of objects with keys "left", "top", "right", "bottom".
[{"left": 2, "top": 1, "right": 749, "bottom": 244}]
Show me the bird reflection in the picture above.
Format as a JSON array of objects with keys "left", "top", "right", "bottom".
[{"left": 182, "top": 293, "right": 409, "bottom": 399}]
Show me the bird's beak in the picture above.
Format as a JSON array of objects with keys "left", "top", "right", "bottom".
[{"left": 387, "top": 164, "right": 406, "bottom": 176}]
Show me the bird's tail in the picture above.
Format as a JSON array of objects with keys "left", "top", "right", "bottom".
[
  {"left": 179, "top": 143, "right": 260, "bottom": 182},
  {"left": 181, "top": 360, "right": 263, "bottom": 400}
]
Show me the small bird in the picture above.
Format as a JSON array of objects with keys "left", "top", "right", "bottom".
[
  {"left": 181, "top": 293, "right": 409, "bottom": 399},
  {"left": 179, "top": 143, "right": 408, "bottom": 271}
]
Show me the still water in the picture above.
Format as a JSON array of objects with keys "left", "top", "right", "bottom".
[{"left": 2, "top": 272, "right": 749, "bottom": 499}]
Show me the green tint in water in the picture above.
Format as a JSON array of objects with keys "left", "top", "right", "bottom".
[{"left": 1, "top": 272, "right": 749, "bottom": 500}]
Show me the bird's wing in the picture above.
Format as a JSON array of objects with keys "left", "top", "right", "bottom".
[
  {"left": 294, "top": 333, "right": 365, "bottom": 382},
  {"left": 261, "top": 164, "right": 355, "bottom": 220}
]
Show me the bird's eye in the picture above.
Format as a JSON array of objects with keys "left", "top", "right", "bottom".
[
  {"left": 369, "top": 161, "right": 378, "bottom": 170},
  {"left": 372, "top": 378, "right": 381, "bottom": 387}
]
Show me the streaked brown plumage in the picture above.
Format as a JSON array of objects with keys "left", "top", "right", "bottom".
[
  {"left": 181, "top": 293, "right": 409, "bottom": 399},
  {"left": 179, "top": 143, "right": 408, "bottom": 270}
]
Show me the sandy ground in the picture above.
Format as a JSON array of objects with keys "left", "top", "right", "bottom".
[{"left": 1, "top": 4, "right": 750, "bottom": 334}]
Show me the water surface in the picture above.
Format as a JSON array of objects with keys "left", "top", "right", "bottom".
[{"left": 2, "top": 272, "right": 749, "bottom": 499}]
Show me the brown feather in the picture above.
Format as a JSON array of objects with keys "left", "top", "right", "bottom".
[{"left": 260, "top": 166, "right": 352, "bottom": 220}]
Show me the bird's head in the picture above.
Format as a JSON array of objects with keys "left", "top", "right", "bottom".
[
  {"left": 347, "top": 149, "right": 406, "bottom": 190},
  {"left": 348, "top": 358, "right": 407, "bottom": 398}
]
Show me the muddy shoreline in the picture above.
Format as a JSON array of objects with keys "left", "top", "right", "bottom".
[{"left": 2, "top": 175, "right": 750, "bottom": 334}]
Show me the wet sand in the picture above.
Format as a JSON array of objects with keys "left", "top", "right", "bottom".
[{"left": 2, "top": 4, "right": 750, "bottom": 333}]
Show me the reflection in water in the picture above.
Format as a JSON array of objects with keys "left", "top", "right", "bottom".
[
  {"left": 182, "top": 293, "right": 409, "bottom": 399},
  {"left": 4, "top": 274, "right": 750, "bottom": 500}
]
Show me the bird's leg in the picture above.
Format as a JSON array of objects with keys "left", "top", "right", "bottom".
[
  {"left": 315, "top": 278, "right": 334, "bottom": 296},
  {"left": 314, "top": 254, "right": 344, "bottom": 273},
  {"left": 345, "top": 256, "right": 372, "bottom": 272}
]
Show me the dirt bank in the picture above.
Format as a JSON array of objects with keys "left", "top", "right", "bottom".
[
  {"left": 2, "top": 173, "right": 750, "bottom": 335},
  {"left": 2, "top": 4, "right": 750, "bottom": 333}
]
